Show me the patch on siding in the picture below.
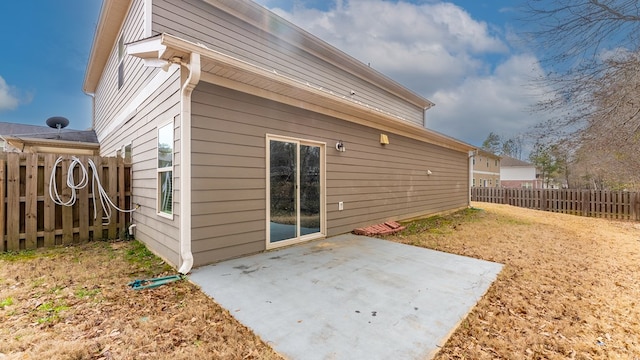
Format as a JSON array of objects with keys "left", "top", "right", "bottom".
[{"left": 353, "top": 221, "right": 405, "bottom": 236}]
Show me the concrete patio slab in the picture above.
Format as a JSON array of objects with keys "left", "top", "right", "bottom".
[{"left": 190, "top": 234, "right": 502, "bottom": 360}]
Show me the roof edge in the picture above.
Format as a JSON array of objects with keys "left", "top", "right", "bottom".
[
  {"left": 130, "top": 33, "right": 471, "bottom": 153},
  {"left": 83, "top": 0, "right": 132, "bottom": 94},
  {"left": 3, "top": 135, "right": 101, "bottom": 149},
  {"left": 203, "top": 0, "right": 435, "bottom": 110}
]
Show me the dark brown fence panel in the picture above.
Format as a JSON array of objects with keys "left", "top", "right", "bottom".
[
  {"left": 471, "top": 187, "right": 639, "bottom": 221},
  {"left": 1, "top": 153, "right": 132, "bottom": 252}
]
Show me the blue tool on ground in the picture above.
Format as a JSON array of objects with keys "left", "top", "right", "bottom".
[{"left": 128, "top": 274, "right": 184, "bottom": 290}]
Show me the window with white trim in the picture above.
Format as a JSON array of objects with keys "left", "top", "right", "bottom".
[
  {"left": 158, "top": 122, "right": 173, "bottom": 216},
  {"left": 117, "top": 35, "right": 125, "bottom": 89}
]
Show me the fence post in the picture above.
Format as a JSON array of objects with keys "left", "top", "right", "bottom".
[
  {"left": 25, "top": 154, "right": 38, "bottom": 249},
  {"left": 78, "top": 156, "right": 90, "bottom": 241},
  {"left": 60, "top": 157, "right": 73, "bottom": 245},
  {"left": 93, "top": 155, "right": 104, "bottom": 240},
  {"left": 107, "top": 157, "right": 118, "bottom": 239},
  {"left": 43, "top": 154, "right": 56, "bottom": 247},
  {"left": 6, "top": 154, "right": 20, "bottom": 251}
]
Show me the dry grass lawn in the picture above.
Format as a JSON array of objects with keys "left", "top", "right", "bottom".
[
  {"left": 0, "top": 241, "right": 280, "bottom": 360},
  {"left": 391, "top": 202, "right": 640, "bottom": 359},
  {"left": 1, "top": 202, "right": 640, "bottom": 359}
]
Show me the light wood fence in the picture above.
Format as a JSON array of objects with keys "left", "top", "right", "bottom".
[
  {"left": 1, "top": 153, "right": 132, "bottom": 252},
  {"left": 471, "top": 187, "right": 640, "bottom": 220}
]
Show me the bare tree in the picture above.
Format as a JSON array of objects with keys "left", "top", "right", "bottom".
[
  {"left": 523, "top": 0, "right": 640, "bottom": 183},
  {"left": 523, "top": 0, "right": 640, "bottom": 120}
]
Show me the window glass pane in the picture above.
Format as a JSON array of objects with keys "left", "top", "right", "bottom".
[
  {"left": 118, "top": 36, "right": 125, "bottom": 60},
  {"left": 118, "top": 62, "right": 124, "bottom": 89},
  {"left": 124, "top": 144, "right": 132, "bottom": 161},
  {"left": 159, "top": 171, "right": 172, "bottom": 214},
  {"left": 270, "top": 140, "right": 297, "bottom": 242},
  {"left": 158, "top": 124, "right": 173, "bottom": 168},
  {"left": 300, "top": 144, "right": 320, "bottom": 236}
]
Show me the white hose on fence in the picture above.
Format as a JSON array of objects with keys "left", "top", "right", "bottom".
[{"left": 49, "top": 156, "right": 138, "bottom": 225}]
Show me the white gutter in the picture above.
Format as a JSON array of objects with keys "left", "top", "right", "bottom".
[{"left": 178, "top": 52, "right": 201, "bottom": 274}]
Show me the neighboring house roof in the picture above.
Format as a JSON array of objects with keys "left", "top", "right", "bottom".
[
  {"left": 501, "top": 155, "right": 533, "bottom": 167},
  {"left": 0, "top": 121, "right": 99, "bottom": 155},
  {"left": 0, "top": 121, "right": 99, "bottom": 143},
  {"left": 476, "top": 149, "right": 500, "bottom": 160}
]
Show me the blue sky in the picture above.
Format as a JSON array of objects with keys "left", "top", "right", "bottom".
[
  {"left": 0, "top": 1, "right": 101, "bottom": 130},
  {"left": 0, "top": 0, "right": 545, "bottom": 147}
]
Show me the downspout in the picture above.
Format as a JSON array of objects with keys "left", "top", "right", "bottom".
[
  {"left": 468, "top": 150, "right": 476, "bottom": 205},
  {"left": 423, "top": 107, "right": 428, "bottom": 128},
  {"left": 178, "top": 52, "right": 201, "bottom": 274},
  {"left": 422, "top": 103, "right": 433, "bottom": 128}
]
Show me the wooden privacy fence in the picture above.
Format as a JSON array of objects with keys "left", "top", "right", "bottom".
[
  {"left": 471, "top": 187, "right": 640, "bottom": 220},
  {"left": 1, "top": 153, "right": 132, "bottom": 252}
]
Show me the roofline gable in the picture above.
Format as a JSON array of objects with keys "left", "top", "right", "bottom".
[{"left": 83, "top": 0, "right": 132, "bottom": 94}]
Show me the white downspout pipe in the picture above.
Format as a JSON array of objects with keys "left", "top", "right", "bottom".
[
  {"left": 423, "top": 107, "right": 428, "bottom": 128},
  {"left": 469, "top": 150, "right": 476, "bottom": 205},
  {"left": 178, "top": 52, "right": 201, "bottom": 274}
]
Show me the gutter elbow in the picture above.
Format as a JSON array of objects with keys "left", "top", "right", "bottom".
[{"left": 178, "top": 254, "right": 194, "bottom": 275}]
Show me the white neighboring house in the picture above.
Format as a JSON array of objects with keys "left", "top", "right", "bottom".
[{"left": 500, "top": 156, "right": 542, "bottom": 189}]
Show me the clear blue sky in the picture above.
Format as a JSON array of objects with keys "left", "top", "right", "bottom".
[
  {"left": 0, "top": 0, "right": 534, "bottom": 147},
  {"left": 0, "top": 1, "right": 101, "bottom": 130}
]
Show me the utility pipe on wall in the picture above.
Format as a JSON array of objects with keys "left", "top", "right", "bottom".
[{"left": 178, "top": 53, "right": 201, "bottom": 275}]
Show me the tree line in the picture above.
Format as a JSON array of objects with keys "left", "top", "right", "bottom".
[{"left": 482, "top": 1, "right": 640, "bottom": 190}]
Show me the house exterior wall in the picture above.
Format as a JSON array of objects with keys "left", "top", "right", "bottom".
[
  {"left": 151, "top": 0, "right": 426, "bottom": 127},
  {"left": 501, "top": 167, "right": 541, "bottom": 189},
  {"left": 91, "top": 0, "right": 183, "bottom": 266},
  {"left": 88, "top": 0, "right": 472, "bottom": 269},
  {"left": 472, "top": 152, "right": 500, "bottom": 187},
  {"left": 190, "top": 82, "right": 469, "bottom": 266},
  {"left": 501, "top": 167, "right": 536, "bottom": 181}
]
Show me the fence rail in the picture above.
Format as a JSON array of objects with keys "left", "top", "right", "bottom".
[
  {"left": 471, "top": 187, "right": 640, "bottom": 221},
  {"left": 1, "top": 153, "right": 132, "bottom": 252}
]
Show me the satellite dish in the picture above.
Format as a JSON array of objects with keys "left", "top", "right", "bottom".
[{"left": 46, "top": 116, "right": 69, "bottom": 129}]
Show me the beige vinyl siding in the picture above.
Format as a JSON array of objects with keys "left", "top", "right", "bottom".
[
  {"left": 93, "top": 0, "right": 157, "bottom": 142},
  {"left": 190, "top": 82, "right": 468, "bottom": 265},
  {"left": 152, "top": 0, "right": 426, "bottom": 127},
  {"left": 98, "top": 44, "right": 183, "bottom": 266},
  {"left": 90, "top": 0, "right": 184, "bottom": 267},
  {"left": 130, "top": 74, "right": 181, "bottom": 267}
]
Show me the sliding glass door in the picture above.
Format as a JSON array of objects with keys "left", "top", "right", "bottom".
[{"left": 268, "top": 136, "right": 324, "bottom": 247}]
